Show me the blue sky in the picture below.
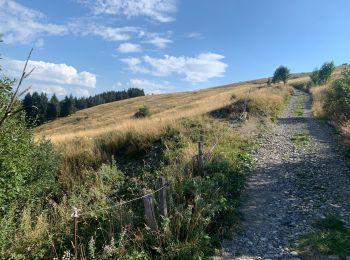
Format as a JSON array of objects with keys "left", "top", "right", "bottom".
[{"left": 1, "top": 0, "right": 350, "bottom": 97}]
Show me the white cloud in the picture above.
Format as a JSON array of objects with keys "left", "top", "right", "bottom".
[
  {"left": 79, "top": 0, "right": 177, "bottom": 22},
  {"left": 117, "top": 43, "right": 142, "bottom": 53},
  {"left": 145, "top": 34, "right": 172, "bottom": 48},
  {"left": 121, "top": 53, "right": 228, "bottom": 83},
  {"left": 70, "top": 20, "right": 171, "bottom": 48},
  {"left": 184, "top": 32, "right": 203, "bottom": 39},
  {"left": 69, "top": 21, "right": 142, "bottom": 41},
  {"left": 1, "top": 57, "right": 96, "bottom": 96},
  {"left": 31, "top": 84, "right": 68, "bottom": 97},
  {"left": 120, "top": 57, "right": 150, "bottom": 73},
  {"left": 127, "top": 78, "right": 174, "bottom": 94},
  {"left": 75, "top": 88, "right": 90, "bottom": 97},
  {"left": 0, "top": 1, "right": 172, "bottom": 49},
  {"left": 0, "top": 0, "right": 67, "bottom": 45}
]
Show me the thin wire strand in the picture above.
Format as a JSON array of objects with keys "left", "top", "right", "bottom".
[
  {"left": 79, "top": 185, "right": 168, "bottom": 217},
  {"left": 205, "top": 127, "right": 230, "bottom": 160}
]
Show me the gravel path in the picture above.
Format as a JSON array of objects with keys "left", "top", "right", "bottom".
[{"left": 218, "top": 90, "right": 350, "bottom": 259}]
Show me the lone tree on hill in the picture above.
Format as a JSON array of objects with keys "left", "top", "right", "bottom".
[{"left": 272, "top": 66, "right": 290, "bottom": 84}]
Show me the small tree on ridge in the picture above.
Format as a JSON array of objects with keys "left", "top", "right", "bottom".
[{"left": 272, "top": 66, "right": 290, "bottom": 84}]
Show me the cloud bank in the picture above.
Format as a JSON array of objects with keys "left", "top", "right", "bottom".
[{"left": 121, "top": 53, "right": 228, "bottom": 83}]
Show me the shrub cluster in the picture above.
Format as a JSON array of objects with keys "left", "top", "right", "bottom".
[
  {"left": 324, "top": 69, "right": 350, "bottom": 122},
  {"left": 0, "top": 73, "right": 60, "bottom": 258},
  {"left": 134, "top": 105, "right": 151, "bottom": 118},
  {"left": 309, "top": 62, "right": 335, "bottom": 87}
]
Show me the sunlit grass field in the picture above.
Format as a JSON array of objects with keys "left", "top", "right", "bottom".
[{"left": 36, "top": 77, "right": 308, "bottom": 144}]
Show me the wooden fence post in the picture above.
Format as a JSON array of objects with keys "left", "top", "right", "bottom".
[
  {"left": 158, "top": 177, "right": 168, "bottom": 218},
  {"left": 71, "top": 207, "right": 79, "bottom": 260},
  {"left": 143, "top": 190, "right": 158, "bottom": 232},
  {"left": 198, "top": 134, "right": 204, "bottom": 176}
]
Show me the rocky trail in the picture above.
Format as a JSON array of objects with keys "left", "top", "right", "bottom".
[{"left": 218, "top": 90, "right": 350, "bottom": 259}]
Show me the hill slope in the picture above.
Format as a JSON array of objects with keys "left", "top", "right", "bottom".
[{"left": 36, "top": 76, "right": 308, "bottom": 143}]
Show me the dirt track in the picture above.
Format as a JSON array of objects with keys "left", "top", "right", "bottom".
[{"left": 218, "top": 90, "right": 350, "bottom": 259}]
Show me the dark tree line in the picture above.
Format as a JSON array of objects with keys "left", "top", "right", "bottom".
[{"left": 22, "top": 88, "right": 145, "bottom": 125}]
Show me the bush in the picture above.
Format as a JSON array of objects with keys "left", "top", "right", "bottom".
[
  {"left": 0, "top": 58, "right": 60, "bottom": 259},
  {"left": 309, "top": 62, "right": 335, "bottom": 87},
  {"left": 324, "top": 69, "right": 350, "bottom": 122},
  {"left": 0, "top": 83, "right": 59, "bottom": 211},
  {"left": 134, "top": 105, "right": 151, "bottom": 118}
]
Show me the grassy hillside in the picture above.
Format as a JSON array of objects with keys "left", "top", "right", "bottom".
[
  {"left": 2, "top": 76, "right": 297, "bottom": 258},
  {"left": 2, "top": 78, "right": 301, "bottom": 258},
  {"left": 36, "top": 77, "right": 307, "bottom": 143}
]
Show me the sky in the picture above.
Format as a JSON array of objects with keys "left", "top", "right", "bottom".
[{"left": 1, "top": 0, "right": 350, "bottom": 97}]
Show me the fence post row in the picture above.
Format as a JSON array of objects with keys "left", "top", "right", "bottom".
[{"left": 143, "top": 190, "right": 158, "bottom": 232}]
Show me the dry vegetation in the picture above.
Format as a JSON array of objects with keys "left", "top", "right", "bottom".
[
  {"left": 310, "top": 85, "right": 328, "bottom": 118},
  {"left": 37, "top": 82, "right": 294, "bottom": 196},
  {"left": 36, "top": 84, "right": 252, "bottom": 142},
  {"left": 36, "top": 78, "right": 301, "bottom": 144},
  {"left": 309, "top": 65, "right": 350, "bottom": 145}
]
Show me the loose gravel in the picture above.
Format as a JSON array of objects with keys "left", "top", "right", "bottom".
[{"left": 217, "top": 90, "right": 350, "bottom": 259}]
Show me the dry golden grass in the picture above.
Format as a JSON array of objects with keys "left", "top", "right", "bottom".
[
  {"left": 37, "top": 80, "right": 301, "bottom": 145},
  {"left": 34, "top": 79, "right": 297, "bottom": 192},
  {"left": 310, "top": 85, "right": 328, "bottom": 118},
  {"left": 36, "top": 83, "right": 256, "bottom": 143}
]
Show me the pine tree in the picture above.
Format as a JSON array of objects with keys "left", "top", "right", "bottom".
[
  {"left": 23, "top": 93, "right": 35, "bottom": 124},
  {"left": 60, "top": 95, "right": 75, "bottom": 117},
  {"left": 47, "top": 94, "right": 60, "bottom": 120},
  {"left": 37, "top": 93, "right": 48, "bottom": 124}
]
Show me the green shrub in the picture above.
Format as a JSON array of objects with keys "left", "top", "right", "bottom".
[
  {"left": 0, "top": 83, "right": 59, "bottom": 211},
  {"left": 272, "top": 66, "right": 290, "bottom": 84},
  {"left": 134, "top": 105, "right": 151, "bottom": 118},
  {"left": 0, "top": 63, "right": 60, "bottom": 259},
  {"left": 309, "top": 62, "right": 335, "bottom": 87},
  {"left": 324, "top": 69, "right": 350, "bottom": 122}
]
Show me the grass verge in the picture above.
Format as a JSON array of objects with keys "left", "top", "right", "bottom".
[
  {"left": 296, "top": 216, "right": 350, "bottom": 258},
  {"left": 293, "top": 93, "right": 306, "bottom": 116}
]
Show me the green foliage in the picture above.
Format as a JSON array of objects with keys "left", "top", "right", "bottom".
[
  {"left": 310, "top": 68, "right": 321, "bottom": 86},
  {"left": 60, "top": 95, "right": 76, "bottom": 117},
  {"left": 297, "top": 216, "right": 350, "bottom": 258},
  {"left": 320, "top": 62, "right": 335, "bottom": 84},
  {"left": 272, "top": 66, "right": 290, "bottom": 84},
  {"left": 31, "top": 117, "right": 254, "bottom": 259},
  {"left": 324, "top": 68, "right": 350, "bottom": 122},
  {"left": 309, "top": 62, "right": 335, "bottom": 87},
  {"left": 134, "top": 105, "right": 151, "bottom": 118},
  {"left": 47, "top": 94, "right": 60, "bottom": 120},
  {"left": 0, "top": 107, "right": 59, "bottom": 210},
  {"left": 0, "top": 58, "right": 60, "bottom": 259}
]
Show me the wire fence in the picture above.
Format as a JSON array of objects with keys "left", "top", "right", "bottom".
[
  {"left": 69, "top": 129, "right": 229, "bottom": 259},
  {"left": 78, "top": 184, "right": 169, "bottom": 217}
]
